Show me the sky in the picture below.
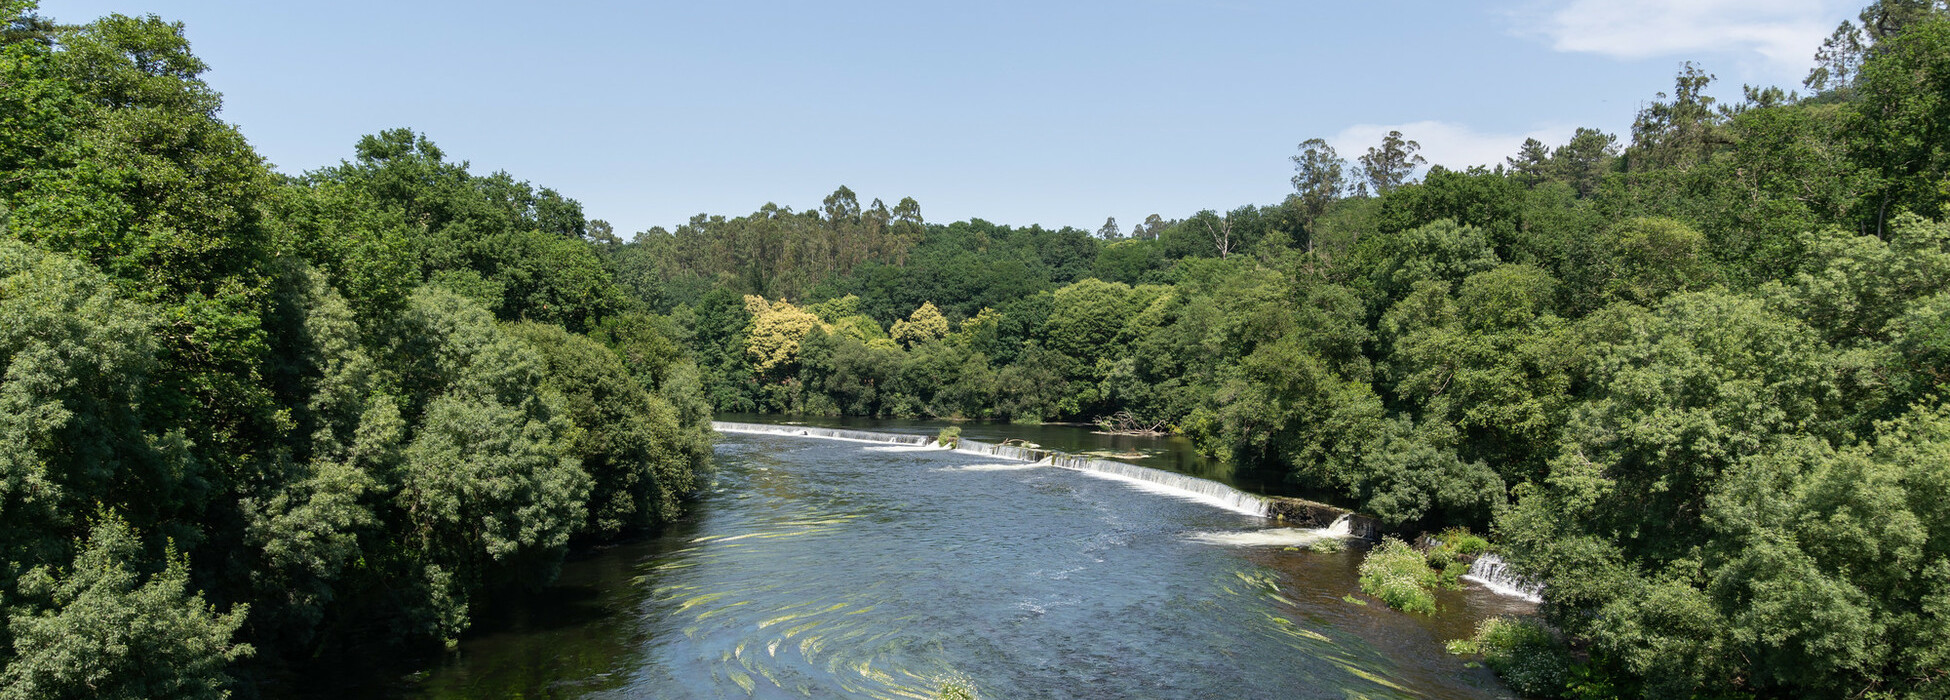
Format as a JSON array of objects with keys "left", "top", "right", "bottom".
[{"left": 42, "top": 0, "right": 1865, "bottom": 236}]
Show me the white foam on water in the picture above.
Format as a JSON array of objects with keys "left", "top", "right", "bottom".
[
  {"left": 862, "top": 444, "right": 947, "bottom": 452},
  {"left": 934, "top": 462, "right": 1046, "bottom": 472},
  {"left": 1190, "top": 515, "right": 1355, "bottom": 547},
  {"left": 1061, "top": 464, "right": 1267, "bottom": 516},
  {"left": 1463, "top": 554, "right": 1545, "bottom": 603},
  {"left": 713, "top": 421, "right": 1270, "bottom": 518}
]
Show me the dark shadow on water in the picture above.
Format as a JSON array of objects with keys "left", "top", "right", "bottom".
[{"left": 281, "top": 517, "right": 705, "bottom": 699}]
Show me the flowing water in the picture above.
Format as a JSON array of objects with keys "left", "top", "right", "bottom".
[
  {"left": 715, "top": 413, "right": 1308, "bottom": 498},
  {"left": 1462, "top": 555, "right": 1546, "bottom": 604},
  {"left": 383, "top": 427, "right": 1535, "bottom": 699}
]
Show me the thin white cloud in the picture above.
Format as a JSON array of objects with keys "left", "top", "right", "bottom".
[
  {"left": 1330, "top": 121, "right": 1578, "bottom": 174},
  {"left": 1514, "top": 0, "right": 1855, "bottom": 69}
]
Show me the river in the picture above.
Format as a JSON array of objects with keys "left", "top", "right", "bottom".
[{"left": 371, "top": 419, "right": 1530, "bottom": 698}]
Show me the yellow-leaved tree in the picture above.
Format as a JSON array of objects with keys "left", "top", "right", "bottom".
[
  {"left": 744, "top": 296, "right": 827, "bottom": 374},
  {"left": 890, "top": 301, "right": 949, "bottom": 348}
]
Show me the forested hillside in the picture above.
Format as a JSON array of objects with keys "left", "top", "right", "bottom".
[
  {"left": 0, "top": 3, "right": 710, "bottom": 696},
  {"left": 611, "top": 2, "right": 1950, "bottom": 697}
]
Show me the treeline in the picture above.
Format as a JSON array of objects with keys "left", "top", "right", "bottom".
[
  {"left": 0, "top": 4, "right": 709, "bottom": 697},
  {"left": 613, "top": 2, "right": 1950, "bottom": 697}
]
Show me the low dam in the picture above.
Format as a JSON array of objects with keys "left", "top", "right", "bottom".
[{"left": 712, "top": 421, "right": 1382, "bottom": 537}]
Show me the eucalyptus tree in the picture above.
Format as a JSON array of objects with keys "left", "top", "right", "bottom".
[
  {"left": 1291, "top": 138, "right": 1349, "bottom": 244},
  {"left": 1355, "top": 130, "right": 1425, "bottom": 195}
]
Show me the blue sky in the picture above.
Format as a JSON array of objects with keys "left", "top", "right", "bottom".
[{"left": 43, "top": 0, "right": 1864, "bottom": 235}]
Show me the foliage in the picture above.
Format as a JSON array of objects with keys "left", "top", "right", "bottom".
[
  {"left": 935, "top": 426, "right": 962, "bottom": 448},
  {"left": 509, "top": 321, "right": 696, "bottom": 536},
  {"left": 743, "top": 296, "right": 827, "bottom": 375},
  {"left": 1357, "top": 537, "right": 1439, "bottom": 615},
  {"left": 10, "top": 1, "right": 1950, "bottom": 696},
  {"left": 1, "top": 515, "right": 251, "bottom": 700},
  {"left": 891, "top": 301, "right": 950, "bottom": 348},
  {"left": 1454, "top": 617, "right": 1576, "bottom": 698},
  {"left": 0, "top": 4, "right": 713, "bottom": 690}
]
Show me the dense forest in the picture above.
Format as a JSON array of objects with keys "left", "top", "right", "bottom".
[
  {"left": 4, "top": 0, "right": 1950, "bottom": 697},
  {"left": 0, "top": 2, "right": 711, "bottom": 696}
]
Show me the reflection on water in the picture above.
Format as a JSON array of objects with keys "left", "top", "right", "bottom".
[{"left": 391, "top": 432, "right": 1524, "bottom": 699}]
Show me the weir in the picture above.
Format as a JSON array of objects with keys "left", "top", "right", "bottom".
[
  {"left": 712, "top": 421, "right": 1289, "bottom": 520},
  {"left": 1463, "top": 554, "right": 1545, "bottom": 602}
]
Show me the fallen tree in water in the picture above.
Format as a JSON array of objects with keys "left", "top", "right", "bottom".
[{"left": 1094, "top": 411, "right": 1171, "bottom": 436}]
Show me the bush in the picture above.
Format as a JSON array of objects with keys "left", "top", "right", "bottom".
[
  {"left": 1309, "top": 537, "right": 1345, "bottom": 553},
  {"left": 1357, "top": 537, "right": 1439, "bottom": 614},
  {"left": 936, "top": 425, "right": 962, "bottom": 448},
  {"left": 1424, "top": 527, "right": 1491, "bottom": 586},
  {"left": 1461, "top": 617, "right": 1574, "bottom": 698}
]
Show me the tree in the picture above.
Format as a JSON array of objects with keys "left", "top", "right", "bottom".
[
  {"left": 1506, "top": 138, "right": 1551, "bottom": 187},
  {"left": 2, "top": 515, "right": 251, "bottom": 700},
  {"left": 391, "top": 286, "right": 591, "bottom": 644},
  {"left": 1627, "top": 63, "right": 1726, "bottom": 171},
  {"left": 890, "top": 301, "right": 950, "bottom": 348},
  {"left": 1356, "top": 130, "right": 1425, "bottom": 195},
  {"left": 510, "top": 322, "right": 694, "bottom": 536},
  {"left": 1291, "top": 138, "right": 1349, "bottom": 241},
  {"left": 743, "top": 296, "right": 827, "bottom": 375},
  {"left": 1851, "top": 16, "right": 1950, "bottom": 227},
  {"left": 1806, "top": 0, "right": 1950, "bottom": 92},
  {"left": 1045, "top": 279, "right": 1134, "bottom": 368},
  {"left": 0, "top": 239, "right": 159, "bottom": 563},
  {"left": 1498, "top": 291, "right": 1835, "bottom": 618},
  {"left": 1204, "top": 213, "right": 1235, "bottom": 259},
  {"left": 1096, "top": 216, "right": 1121, "bottom": 239},
  {"left": 1131, "top": 214, "right": 1169, "bottom": 240},
  {"left": 1550, "top": 128, "right": 1617, "bottom": 197}
]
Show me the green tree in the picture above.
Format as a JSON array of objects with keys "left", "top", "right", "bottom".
[
  {"left": 1626, "top": 63, "right": 1726, "bottom": 171},
  {"left": 1550, "top": 127, "right": 1617, "bottom": 197},
  {"left": 1356, "top": 130, "right": 1425, "bottom": 195},
  {"left": 2, "top": 515, "right": 251, "bottom": 700},
  {"left": 1851, "top": 16, "right": 1950, "bottom": 227},
  {"left": 391, "top": 286, "right": 591, "bottom": 644},
  {"left": 0, "top": 239, "right": 159, "bottom": 563},
  {"left": 1045, "top": 279, "right": 1134, "bottom": 369},
  {"left": 510, "top": 322, "right": 694, "bottom": 536},
  {"left": 1291, "top": 138, "right": 1349, "bottom": 244},
  {"left": 1506, "top": 138, "right": 1552, "bottom": 187}
]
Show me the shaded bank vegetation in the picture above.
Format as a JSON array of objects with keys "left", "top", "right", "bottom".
[{"left": 0, "top": 2, "right": 708, "bottom": 696}]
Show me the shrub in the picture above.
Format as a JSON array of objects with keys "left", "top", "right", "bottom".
[
  {"left": 1464, "top": 617, "right": 1574, "bottom": 698},
  {"left": 936, "top": 425, "right": 962, "bottom": 448},
  {"left": 1309, "top": 537, "right": 1346, "bottom": 553},
  {"left": 1425, "top": 527, "right": 1491, "bottom": 586},
  {"left": 1357, "top": 537, "right": 1439, "bottom": 614}
]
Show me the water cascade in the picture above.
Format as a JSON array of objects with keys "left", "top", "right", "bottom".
[
  {"left": 1463, "top": 554, "right": 1545, "bottom": 602},
  {"left": 1189, "top": 514, "right": 1356, "bottom": 547},
  {"left": 713, "top": 421, "right": 1271, "bottom": 517}
]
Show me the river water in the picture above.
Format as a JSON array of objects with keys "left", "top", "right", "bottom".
[
  {"left": 713, "top": 414, "right": 1309, "bottom": 497},
  {"left": 383, "top": 423, "right": 1529, "bottom": 699}
]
